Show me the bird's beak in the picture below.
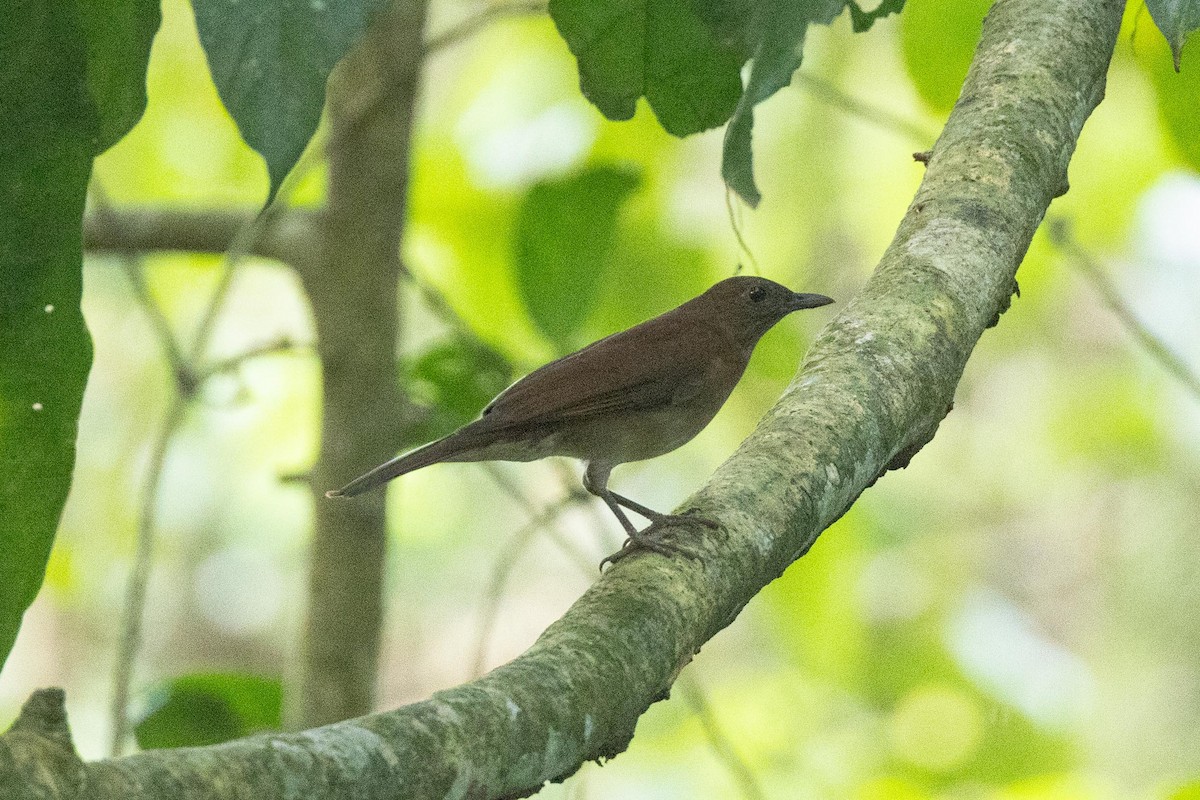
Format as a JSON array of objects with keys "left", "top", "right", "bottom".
[{"left": 791, "top": 292, "right": 835, "bottom": 310}]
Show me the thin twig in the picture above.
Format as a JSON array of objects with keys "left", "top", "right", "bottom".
[
  {"left": 197, "top": 338, "right": 312, "bottom": 381},
  {"left": 1049, "top": 218, "right": 1200, "bottom": 402},
  {"left": 185, "top": 210, "right": 278, "bottom": 363},
  {"left": 680, "top": 675, "right": 768, "bottom": 800},
  {"left": 725, "top": 187, "right": 760, "bottom": 274},
  {"left": 116, "top": 261, "right": 192, "bottom": 381},
  {"left": 401, "top": 266, "right": 497, "bottom": 353},
  {"left": 793, "top": 72, "right": 937, "bottom": 146},
  {"left": 88, "top": 185, "right": 192, "bottom": 385},
  {"left": 482, "top": 464, "right": 596, "bottom": 575},
  {"left": 469, "top": 493, "right": 588, "bottom": 678},
  {"left": 98, "top": 184, "right": 291, "bottom": 755},
  {"left": 89, "top": 183, "right": 194, "bottom": 756},
  {"left": 107, "top": 393, "right": 188, "bottom": 755},
  {"left": 424, "top": 0, "right": 547, "bottom": 54}
]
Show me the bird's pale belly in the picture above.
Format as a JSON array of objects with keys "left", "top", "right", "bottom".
[
  {"left": 443, "top": 404, "right": 715, "bottom": 467},
  {"left": 547, "top": 404, "right": 715, "bottom": 464}
]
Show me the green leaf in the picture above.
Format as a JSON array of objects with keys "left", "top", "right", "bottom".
[
  {"left": 1145, "top": 0, "right": 1200, "bottom": 70},
  {"left": 900, "top": 0, "right": 993, "bottom": 113},
  {"left": 404, "top": 338, "right": 514, "bottom": 441},
  {"left": 78, "top": 0, "right": 161, "bottom": 149},
  {"left": 721, "top": 0, "right": 846, "bottom": 206},
  {"left": 1141, "top": 25, "right": 1200, "bottom": 171},
  {"left": 512, "top": 165, "right": 641, "bottom": 351},
  {"left": 550, "top": 0, "right": 901, "bottom": 206},
  {"left": 1, "top": 0, "right": 156, "bottom": 675},
  {"left": 0, "top": 1, "right": 101, "bottom": 673},
  {"left": 134, "top": 673, "right": 282, "bottom": 749},
  {"left": 191, "top": 0, "right": 386, "bottom": 204},
  {"left": 548, "top": 0, "right": 744, "bottom": 136},
  {"left": 848, "top": 0, "right": 905, "bottom": 32}
]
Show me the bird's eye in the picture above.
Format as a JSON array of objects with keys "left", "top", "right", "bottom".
[{"left": 748, "top": 286, "right": 767, "bottom": 303}]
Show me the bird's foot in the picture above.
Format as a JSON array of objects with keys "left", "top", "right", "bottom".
[
  {"left": 635, "top": 507, "right": 720, "bottom": 530},
  {"left": 676, "top": 507, "right": 721, "bottom": 529},
  {"left": 599, "top": 533, "right": 672, "bottom": 569},
  {"left": 598, "top": 510, "right": 718, "bottom": 570}
]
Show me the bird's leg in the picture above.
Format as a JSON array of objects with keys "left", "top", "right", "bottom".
[
  {"left": 584, "top": 463, "right": 714, "bottom": 569},
  {"left": 596, "top": 493, "right": 675, "bottom": 556},
  {"left": 605, "top": 490, "right": 719, "bottom": 530}
]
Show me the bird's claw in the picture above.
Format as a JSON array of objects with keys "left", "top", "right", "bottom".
[
  {"left": 598, "top": 511, "right": 718, "bottom": 570},
  {"left": 679, "top": 507, "right": 720, "bottom": 529},
  {"left": 598, "top": 535, "right": 668, "bottom": 570}
]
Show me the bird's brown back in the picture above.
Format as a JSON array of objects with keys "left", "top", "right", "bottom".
[{"left": 475, "top": 299, "right": 745, "bottom": 433}]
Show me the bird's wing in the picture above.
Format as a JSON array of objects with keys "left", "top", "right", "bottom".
[{"left": 479, "top": 312, "right": 718, "bottom": 429}]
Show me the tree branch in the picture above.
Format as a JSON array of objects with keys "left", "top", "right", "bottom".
[
  {"left": 83, "top": 207, "right": 319, "bottom": 269},
  {"left": 423, "top": 0, "right": 547, "bottom": 54},
  {"left": 3, "top": 0, "right": 1124, "bottom": 796},
  {"left": 1049, "top": 217, "right": 1200, "bottom": 402},
  {"left": 793, "top": 71, "right": 938, "bottom": 146}
]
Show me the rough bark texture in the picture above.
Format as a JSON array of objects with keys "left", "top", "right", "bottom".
[
  {"left": 294, "top": 0, "right": 430, "bottom": 729},
  {"left": 4, "top": 0, "right": 1124, "bottom": 796}
]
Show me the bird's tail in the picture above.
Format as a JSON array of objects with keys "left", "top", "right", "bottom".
[{"left": 325, "top": 429, "right": 494, "bottom": 498}]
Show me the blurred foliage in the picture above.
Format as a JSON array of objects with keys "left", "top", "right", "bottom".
[
  {"left": 1, "top": 0, "right": 1200, "bottom": 797},
  {"left": 1172, "top": 782, "right": 1200, "bottom": 800},
  {"left": 134, "top": 673, "right": 281, "bottom": 749},
  {"left": 900, "top": 0, "right": 992, "bottom": 112},
  {"left": 1138, "top": 21, "right": 1200, "bottom": 172},
  {"left": 404, "top": 337, "right": 514, "bottom": 441},
  {"left": 513, "top": 164, "right": 641, "bottom": 351}
]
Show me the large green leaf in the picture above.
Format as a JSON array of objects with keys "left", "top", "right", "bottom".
[
  {"left": 720, "top": 0, "right": 847, "bottom": 207},
  {"left": 1, "top": 5, "right": 91, "bottom": 674},
  {"left": 551, "top": 0, "right": 901, "bottom": 207},
  {"left": 79, "top": 0, "right": 162, "bottom": 149},
  {"left": 1146, "top": 0, "right": 1200, "bottom": 70},
  {"left": 191, "top": 0, "right": 387, "bottom": 205},
  {"left": 512, "top": 165, "right": 641, "bottom": 352},
  {"left": 134, "top": 673, "right": 282, "bottom": 749},
  {"left": 900, "top": 0, "right": 992, "bottom": 113},
  {"left": 0, "top": 0, "right": 157, "bottom": 675},
  {"left": 548, "top": 0, "right": 744, "bottom": 136}
]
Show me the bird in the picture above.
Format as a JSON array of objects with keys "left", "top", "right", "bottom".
[{"left": 327, "top": 275, "right": 834, "bottom": 567}]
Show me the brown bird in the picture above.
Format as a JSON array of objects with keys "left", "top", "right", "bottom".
[{"left": 327, "top": 276, "right": 833, "bottom": 566}]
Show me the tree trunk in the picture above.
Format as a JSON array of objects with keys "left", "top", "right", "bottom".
[{"left": 293, "top": 0, "right": 430, "bottom": 729}]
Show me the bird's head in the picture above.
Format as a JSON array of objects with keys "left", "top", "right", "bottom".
[{"left": 702, "top": 275, "right": 834, "bottom": 344}]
